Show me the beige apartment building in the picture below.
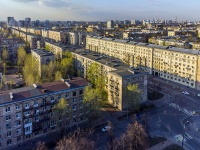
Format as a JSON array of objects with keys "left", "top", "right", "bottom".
[
  {"left": 48, "top": 30, "right": 66, "bottom": 43},
  {"left": 72, "top": 49, "right": 148, "bottom": 110},
  {"left": 0, "top": 77, "right": 88, "bottom": 150},
  {"left": 31, "top": 49, "right": 55, "bottom": 76},
  {"left": 86, "top": 36, "right": 200, "bottom": 90},
  {"left": 45, "top": 41, "right": 68, "bottom": 60}
]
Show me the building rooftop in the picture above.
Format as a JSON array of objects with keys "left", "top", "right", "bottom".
[
  {"left": 31, "top": 49, "right": 55, "bottom": 57},
  {"left": 72, "top": 49, "right": 130, "bottom": 70},
  {"left": 0, "top": 77, "right": 88, "bottom": 105},
  {"left": 88, "top": 36, "right": 200, "bottom": 55},
  {"left": 109, "top": 69, "right": 148, "bottom": 78}
]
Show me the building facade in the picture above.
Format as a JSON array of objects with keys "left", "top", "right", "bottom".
[
  {"left": 86, "top": 36, "right": 200, "bottom": 90},
  {"left": 31, "top": 49, "right": 55, "bottom": 76},
  {"left": 72, "top": 49, "right": 148, "bottom": 110},
  {"left": 0, "top": 77, "right": 88, "bottom": 149}
]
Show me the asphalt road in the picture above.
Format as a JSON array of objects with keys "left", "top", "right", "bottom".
[{"left": 148, "top": 77, "right": 200, "bottom": 150}]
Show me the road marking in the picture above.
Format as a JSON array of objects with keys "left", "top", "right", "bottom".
[{"left": 169, "top": 103, "right": 193, "bottom": 116}]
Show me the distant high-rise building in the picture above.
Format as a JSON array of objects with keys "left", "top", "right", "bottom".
[
  {"left": 25, "top": 17, "right": 31, "bottom": 27},
  {"left": 124, "top": 20, "right": 130, "bottom": 25},
  {"left": 131, "top": 20, "right": 136, "bottom": 25},
  {"left": 107, "top": 20, "right": 114, "bottom": 29},
  {"left": 35, "top": 20, "right": 40, "bottom": 27},
  {"left": 45, "top": 20, "right": 50, "bottom": 28},
  {"left": 18, "top": 20, "right": 25, "bottom": 27},
  {"left": 7, "top": 17, "right": 16, "bottom": 27}
]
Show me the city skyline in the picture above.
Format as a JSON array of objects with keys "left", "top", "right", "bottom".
[
  {"left": 1, "top": 0, "right": 200, "bottom": 21},
  {"left": 0, "top": 0, "right": 200, "bottom": 21}
]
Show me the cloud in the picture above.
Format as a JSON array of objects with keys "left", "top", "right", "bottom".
[{"left": 11, "top": 0, "right": 37, "bottom": 2}]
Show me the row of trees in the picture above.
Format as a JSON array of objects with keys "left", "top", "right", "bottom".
[{"left": 34, "top": 120, "right": 148, "bottom": 150}]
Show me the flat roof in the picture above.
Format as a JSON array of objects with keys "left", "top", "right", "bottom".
[
  {"left": 31, "top": 49, "right": 55, "bottom": 57},
  {"left": 108, "top": 69, "right": 147, "bottom": 78},
  {"left": 88, "top": 36, "right": 200, "bottom": 55},
  {"left": 72, "top": 49, "right": 130, "bottom": 70}
]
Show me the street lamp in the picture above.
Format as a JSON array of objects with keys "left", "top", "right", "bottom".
[{"left": 182, "top": 121, "right": 189, "bottom": 148}]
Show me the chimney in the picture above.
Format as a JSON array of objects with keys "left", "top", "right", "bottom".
[
  {"left": 9, "top": 92, "right": 13, "bottom": 100},
  {"left": 33, "top": 84, "right": 37, "bottom": 88}
]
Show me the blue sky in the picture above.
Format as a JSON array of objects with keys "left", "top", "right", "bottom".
[{"left": 1, "top": 0, "right": 200, "bottom": 21}]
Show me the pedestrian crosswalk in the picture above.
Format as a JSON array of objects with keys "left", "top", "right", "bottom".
[{"left": 169, "top": 103, "right": 193, "bottom": 116}]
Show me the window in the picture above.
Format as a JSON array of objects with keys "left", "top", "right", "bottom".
[
  {"left": 65, "top": 93, "right": 69, "bottom": 98},
  {"left": 7, "top": 131, "right": 11, "bottom": 137},
  {"left": 73, "top": 91, "right": 76, "bottom": 96},
  {"left": 16, "top": 113, "right": 20, "bottom": 119},
  {"left": 79, "top": 97, "right": 82, "bottom": 101},
  {"left": 79, "top": 90, "right": 83, "bottom": 95},
  {"left": 35, "top": 131, "right": 39, "bottom": 136},
  {"left": 25, "top": 103, "right": 29, "bottom": 109},
  {"left": 73, "top": 105, "right": 76, "bottom": 110},
  {"left": 6, "top": 123, "right": 11, "bottom": 130},
  {"left": 43, "top": 99, "right": 46, "bottom": 104},
  {"left": 5, "top": 106, "right": 10, "bottom": 112},
  {"left": 16, "top": 105, "right": 20, "bottom": 110},
  {"left": 7, "top": 139, "right": 12, "bottom": 145},
  {"left": 16, "top": 120, "right": 21, "bottom": 126},
  {"left": 34, "top": 101, "right": 38, "bottom": 107},
  {"left": 17, "top": 137, "right": 21, "bottom": 142},
  {"left": 73, "top": 98, "right": 76, "bottom": 103},
  {"left": 6, "top": 115, "right": 11, "bottom": 121},
  {"left": 25, "top": 126, "right": 31, "bottom": 132},
  {"left": 16, "top": 129, "right": 21, "bottom": 135}
]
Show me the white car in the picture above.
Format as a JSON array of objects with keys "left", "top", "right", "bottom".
[
  {"left": 102, "top": 126, "right": 111, "bottom": 132},
  {"left": 182, "top": 91, "right": 189, "bottom": 95}
]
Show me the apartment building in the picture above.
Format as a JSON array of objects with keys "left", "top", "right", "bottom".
[
  {"left": 0, "top": 77, "right": 88, "bottom": 149},
  {"left": 67, "top": 32, "right": 87, "bottom": 46},
  {"left": 31, "top": 49, "right": 55, "bottom": 76},
  {"left": 48, "top": 30, "right": 66, "bottom": 43},
  {"left": 107, "top": 70, "right": 148, "bottom": 110},
  {"left": 86, "top": 36, "right": 200, "bottom": 90},
  {"left": 45, "top": 41, "right": 68, "bottom": 60},
  {"left": 72, "top": 49, "right": 148, "bottom": 110}
]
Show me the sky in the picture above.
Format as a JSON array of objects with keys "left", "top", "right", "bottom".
[{"left": 1, "top": 0, "right": 200, "bottom": 21}]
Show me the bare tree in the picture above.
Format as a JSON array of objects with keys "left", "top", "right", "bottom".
[
  {"left": 112, "top": 121, "right": 148, "bottom": 150},
  {"left": 34, "top": 141, "right": 47, "bottom": 150},
  {"left": 56, "top": 129, "right": 95, "bottom": 150}
]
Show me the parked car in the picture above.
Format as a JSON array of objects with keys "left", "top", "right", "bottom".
[
  {"left": 182, "top": 91, "right": 189, "bottom": 95},
  {"left": 102, "top": 126, "right": 111, "bottom": 132}
]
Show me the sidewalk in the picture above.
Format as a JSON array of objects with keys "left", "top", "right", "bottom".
[{"left": 147, "top": 140, "right": 172, "bottom": 150}]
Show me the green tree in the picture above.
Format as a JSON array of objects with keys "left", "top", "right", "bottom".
[
  {"left": 55, "top": 71, "right": 62, "bottom": 81},
  {"left": 61, "top": 57, "right": 74, "bottom": 78},
  {"left": 44, "top": 45, "right": 51, "bottom": 51},
  {"left": 83, "top": 86, "right": 102, "bottom": 124},
  {"left": 53, "top": 98, "right": 71, "bottom": 138},
  {"left": 124, "top": 83, "right": 142, "bottom": 112},
  {"left": 87, "top": 63, "right": 108, "bottom": 103},
  {"left": 86, "top": 62, "right": 100, "bottom": 85},
  {"left": 2, "top": 47, "right": 8, "bottom": 62},
  {"left": 17, "top": 46, "right": 27, "bottom": 72},
  {"left": 23, "top": 54, "right": 40, "bottom": 85}
]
